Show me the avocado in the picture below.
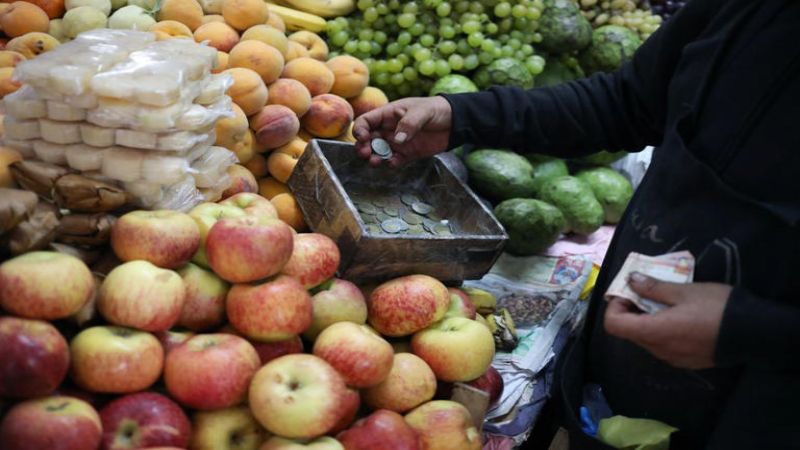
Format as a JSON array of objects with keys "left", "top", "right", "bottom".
[
  {"left": 474, "top": 58, "right": 535, "bottom": 90},
  {"left": 524, "top": 153, "right": 569, "bottom": 196},
  {"left": 580, "top": 25, "right": 642, "bottom": 74},
  {"left": 538, "top": 175, "right": 604, "bottom": 235},
  {"left": 579, "top": 150, "right": 627, "bottom": 166},
  {"left": 538, "top": 0, "right": 593, "bottom": 54},
  {"left": 576, "top": 167, "right": 633, "bottom": 223},
  {"left": 534, "top": 56, "right": 586, "bottom": 88},
  {"left": 494, "top": 198, "right": 566, "bottom": 255},
  {"left": 465, "top": 150, "right": 537, "bottom": 202}
]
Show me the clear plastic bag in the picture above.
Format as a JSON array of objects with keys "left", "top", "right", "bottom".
[
  {"left": 3, "top": 86, "right": 47, "bottom": 120},
  {"left": 4, "top": 117, "right": 41, "bottom": 141},
  {"left": 190, "top": 146, "right": 238, "bottom": 188}
]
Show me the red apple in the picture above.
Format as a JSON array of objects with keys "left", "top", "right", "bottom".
[
  {"left": 254, "top": 335, "right": 305, "bottom": 365},
  {"left": 70, "top": 326, "right": 164, "bottom": 394},
  {"left": 411, "top": 317, "right": 495, "bottom": 382},
  {"left": 226, "top": 275, "right": 312, "bottom": 342},
  {"left": 111, "top": 210, "right": 201, "bottom": 269},
  {"left": 0, "top": 396, "right": 102, "bottom": 450},
  {"left": 404, "top": 401, "right": 481, "bottom": 450},
  {"left": 100, "top": 392, "right": 191, "bottom": 450},
  {"left": 249, "top": 354, "right": 349, "bottom": 439},
  {"left": 206, "top": 215, "right": 294, "bottom": 283},
  {"left": 260, "top": 436, "right": 344, "bottom": 449},
  {"left": 367, "top": 275, "right": 450, "bottom": 337},
  {"left": 155, "top": 329, "right": 196, "bottom": 355},
  {"left": 465, "top": 366, "right": 504, "bottom": 409},
  {"left": 328, "top": 388, "right": 360, "bottom": 435},
  {"left": 336, "top": 410, "right": 420, "bottom": 450},
  {"left": 70, "top": 274, "right": 102, "bottom": 327},
  {"left": 190, "top": 406, "right": 268, "bottom": 450},
  {"left": 97, "top": 260, "right": 186, "bottom": 332},
  {"left": 176, "top": 262, "right": 230, "bottom": 331},
  {"left": 313, "top": 322, "right": 393, "bottom": 389},
  {"left": 0, "top": 251, "right": 94, "bottom": 320},
  {"left": 444, "top": 288, "right": 477, "bottom": 320},
  {"left": 362, "top": 353, "right": 436, "bottom": 413},
  {"left": 303, "top": 279, "right": 367, "bottom": 341},
  {"left": 0, "top": 317, "right": 70, "bottom": 398},
  {"left": 49, "top": 384, "right": 104, "bottom": 408},
  {"left": 188, "top": 203, "right": 249, "bottom": 268},
  {"left": 219, "top": 192, "right": 278, "bottom": 218},
  {"left": 281, "top": 233, "right": 341, "bottom": 289},
  {"left": 165, "top": 333, "right": 261, "bottom": 410}
]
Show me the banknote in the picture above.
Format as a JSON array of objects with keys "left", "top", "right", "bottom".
[{"left": 604, "top": 251, "right": 695, "bottom": 314}]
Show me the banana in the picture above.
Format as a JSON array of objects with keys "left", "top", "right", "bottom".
[
  {"left": 265, "top": 3, "right": 327, "bottom": 33},
  {"left": 461, "top": 287, "right": 498, "bottom": 315},
  {"left": 272, "top": 0, "right": 355, "bottom": 18},
  {"left": 487, "top": 308, "right": 519, "bottom": 351}
]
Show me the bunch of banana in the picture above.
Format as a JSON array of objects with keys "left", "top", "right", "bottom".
[
  {"left": 271, "top": 0, "right": 355, "bottom": 18},
  {"left": 486, "top": 309, "right": 519, "bottom": 351},
  {"left": 265, "top": 3, "right": 327, "bottom": 33},
  {"left": 461, "top": 286, "right": 498, "bottom": 315}
]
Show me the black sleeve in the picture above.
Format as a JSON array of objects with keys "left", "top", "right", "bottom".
[
  {"left": 715, "top": 288, "right": 800, "bottom": 369},
  {"left": 441, "top": 0, "right": 716, "bottom": 157}
]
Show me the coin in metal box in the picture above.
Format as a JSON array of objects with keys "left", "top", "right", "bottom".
[
  {"left": 381, "top": 218, "right": 409, "bottom": 233},
  {"left": 412, "top": 202, "right": 434, "bottom": 215}
]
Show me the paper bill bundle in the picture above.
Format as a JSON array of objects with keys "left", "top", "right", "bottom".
[{"left": 605, "top": 251, "right": 695, "bottom": 314}]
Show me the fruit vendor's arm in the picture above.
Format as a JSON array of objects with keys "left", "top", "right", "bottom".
[{"left": 442, "top": 0, "right": 717, "bottom": 157}]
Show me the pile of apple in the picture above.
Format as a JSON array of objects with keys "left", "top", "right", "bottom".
[{"left": 0, "top": 190, "right": 503, "bottom": 450}]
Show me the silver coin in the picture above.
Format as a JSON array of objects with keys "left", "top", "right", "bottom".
[
  {"left": 381, "top": 218, "right": 409, "bottom": 233},
  {"left": 366, "top": 224, "right": 381, "bottom": 235},
  {"left": 371, "top": 138, "right": 392, "bottom": 157},
  {"left": 357, "top": 203, "right": 378, "bottom": 215},
  {"left": 432, "top": 224, "right": 452, "bottom": 236},
  {"left": 401, "top": 194, "right": 420, "bottom": 206},
  {"left": 360, "top": 213, "right": 375, "bottom": 223},
  {"left": 401, "top": 211, "right": 423, "bottom": 225},
  {"left": 412, "top": 202, "right": 434, "bottom": 215},
  {"left": 373, "top": 197, "right": 390, "bottom": 208},
  {"left": 376, "top": 212, "right": 392, "bottom": 222},
  {"left": 407, "top": 224, "right": 426, "bottom": 235},
  {"left": 383, "top": 206, "right": 399, "bottom": 217}
]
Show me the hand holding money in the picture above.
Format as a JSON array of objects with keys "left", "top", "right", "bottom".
[{"left": 605, "top": 251, "right": 696, "bottom": 314}]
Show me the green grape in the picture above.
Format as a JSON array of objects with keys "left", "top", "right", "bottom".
[
  {"left": 511, "top": 4, "right": 526, "bottom": 18},
  {"left": 397, "top": 53, "right": 411, "bottom": 65},
  {"left": 436, "top": 2, "right": 452, "bottom": 16},
  {"left": 456, "top": 39, "right": 471, "bottom": 54},
  {"left": 492, "top": 47, "right": 502, "bottom": 58},
  {"left": 402, "top": 1, "right": 419, "bottom": 14},
  {"left": 327, "top": 21, "right": 342, "bottom": 34},
  {"left": 390, "top": 73, "right": 405, "bottom": 85},
  {"left": 374, "top": 31, "right": 388, "bottom": 44},
  {"left": 420, "top": 34, "right": 436, "bottom": 47},
  {"left": 478, "top": 51, "right": 494, "bottom": 64},
  {"left": 359, "top": 29, "right": 375, "bottom": 40},
  {"left": 356, "top": 0, "right": 370, "bottom": 11},
  {"left": 388, "top": 58, "right": 404, "bottom": 72},
  {"left": 374, "top": 72, "right": 391, "bottom": 85},
  {"left": 467, "top": 32, "right": 484, "bottom": 47},
  {"left": 439, "top": 25, "right": 456, "bottom": 38},
  {"left": 462, "top": 21, "right": 481, "bottom": 34},
  {"left": 397, "top": 31, "right": 412, "bottom": 45},
  {"left": 358, "top": 41, "right": 372, "bottom": 53},
  {"left": 510, "top": 30, "right": 523, "bottom": 40},
  {"left": 521, "top": 44, "right": 534, "bottom": 56},
  {"left": 364, "top": 7, "right": 379, "bottom": 22},
  {"left": 419, "top": 60, "right": 436, "bottom": 75},
  {"left": 331, "top": 31, "right": 349, "bottom": 47},
  {"left": 468, "top": 2, "right": 483, "bottom": 13},
  {"left": 507, "top": 38, "right": 521, "bottom": 49},
  {"left": 448, "top": 53, "right": 464, "bottom": 70},
  {"left": 533, "top": 0, "right": 544, "bottom": 9},
  {"left": 532, "top": 32, "right": 542, "bottom": 43},
  {"left": 498, "top": 34, "right": 509, "bottom": 43},
  {"left": 426, "top": 24, "right": 438, "bottom": 34},
  {"left": 455, "top": 0, "right": 469, "bottom": 13},
  {"left": 329, "top": 51, "right": 341, "bottom": 59},
  {"left": 414, "top": 48, "right": 433, "bottom": 62},
  {"left": 514, "top": 50, "right": 525, "bottom": 60},
  {"left": 480, "top": 39, "right": 496, "bottom": 52},
  {"left": 371, "top": 42, "right": 382, "bottom": 55},
  {"left": 425, "top": 0, "right": 442, "bottom": 7},
  {"left": 421, "top": 13, "right": 434, "bottom": 25},
  {"left": 410, "top": 23, "right": 425, "bottom": 35},
  {"left": 398, "top": 13, "right": 416, "bottom": 28},
  {"left": 434, "top": 59, "right": 451, "bottom": 76},
  {"left": 385, "top": 13, "right": 396, "bottom": 23},
  {"left": 344, "top": 41, "right": 359, "bottom": 53},
  {"left": 501, "top": 45, "right": 514, "bottom": 57},
  {"left": 513, "top": 17, "right": 529, "bottom": 30},
  {"left": 499, "top": 18, "right": 513, "bottom": 33},
  {"left": 526, "top": 6, "right": 540, "bottom": 20},
  {"left": 403, "top": 67, "right": 419, "bottom": 81},
  {"left": 374, "top": 18, "right": 386, "bottom": 28},
  {"left": 494, "top": 2, "right": 511, "bottom": 17},
  {"left": 388, "top": 0, "right": 399, "bottom": 9},
  {"left": 525, "top": 55, "right": 545, "bottom": 75},
  {"left": 397, "top": 83, "right": 412, "bottom": 96},
  {"left": 438, "top": 40, "right": 457, "bottom": 55},
  {"left": 485, "top": 23, "right": 499, "bottom": 34},
  {"left": 386, "top": 42, "right": 403, "bottom": 55},
  {"left": 374, "top": 60, "right": 389, "bottom": 73},
  {"left": 464, "top": 54, "right": 479, "bottom": 69}
]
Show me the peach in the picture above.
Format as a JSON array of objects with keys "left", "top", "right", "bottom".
[
  {"left": 0, "top": 148, "right": 23, "bottom": 188},
  {"left": 0, "top": 67, "right": 20, "bottom": 98},
  {"left": 240, "top": 24, "right": 288, "bottom": 56},
  {"left": 0, "top": 50, "right": 25, "bottom": 68},
  {"left": 0, "top": 2, "right": 49, "bottom": 38},
  {"left": 266, "top": 78, "right": 311, "bottom": 117},
  {"left": 202, "top": 13, "right": 224, "bottom": 23},
  {"left": 222, "top": 0, "right": 269, "bottom": 31},
  {"left": 250, "top": 104, "right": 300, "bottom": 150},
  {"left": 258, "top": 177, "right": 290, "bottom": 200},
  {"left": 221, "top": 164, "right": 258, "bottom": 200},
  {"left": 244, "top": 152, "right": 268, "bottom": 177},
  {"left": 284, "top": 40, "right": 309, "bottom": 61},
  {"left": 287, "top": 31, "right": 328, "bottom": 61},
  {"left": 212, "top": 50, "right": 229, "bottom": 73},
  {"left": 157, "top": 0, "right": 203, "bottom": 31},
  {"left": 266, "top": 138, "right": 304, "bottom": 184},
  {"left": 224, "top": 67, "right": 269, "bottom": 116},
  {"left": 251, "top": 133, "right": 269, "bottom": 153},
  {"left": 6, "top": 32, "right": 59, "bottom": 58},
  {"left": 19, "top": 0, "right": 65, "bottom": 19},
  {"left": 301, "top": 94, "right": 354, "bottom": 139},
  {"left": 230, "top": 128, "right": 255, "bottom": 164},
  {"left": 281, "top": 57, "right": 334, "bottom": 97},
  {"left": 150, "top": 20, "right": 193, "bottom": 40},
  {"left": 193, "top": 21, "right": 239, "bottom": 52},
  {"left": 229, "top": 40, "right": 284, "bottom": 85},
  {"left": 265, "top": 10, "right": 285, "bottom": 31},
  {"left": 349, "top": 86, "right": 389, "bottom": 118},
  {"left": 270, "top": 193, "right": 307, "bottom": 232},
  {"left": 215, "top": 103, "right": 249, "bottom": 150},
  {"left": 296, "top": 128, "right": 314, "bottom": 142},
  {"left": 326, "top": 55, "right": 369, "bottom": 99}
]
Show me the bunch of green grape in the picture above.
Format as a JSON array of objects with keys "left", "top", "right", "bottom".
[
  {"left": 577, "top": 0, "right": 662, "bottom": 40},
  {"left": 325, "top": 0, "right": 547, "bottom": 99}
]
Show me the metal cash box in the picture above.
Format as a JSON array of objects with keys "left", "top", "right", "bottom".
[{"left": 287, "top": 140, "right": 508, "bottom": 285}]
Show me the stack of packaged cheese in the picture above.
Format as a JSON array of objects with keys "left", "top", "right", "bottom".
[{"left": 2, "top": 29, "right": 237, "bottom": 211}]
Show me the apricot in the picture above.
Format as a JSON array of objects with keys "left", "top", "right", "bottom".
[
  {"left": 266, "top": 78, "right": 311, "bottom": 117},
  {"left": 267, "top": 138, "right": 305, "bottom": 183},
  {"left": 224, "top": 67, "right": 269, "bottom": 116},
  {"left": 240, "top": 24, "right": 288, "bottom": 56},
  {"left": 326, "top": 55, "right": 369, "bottom": 99},
  {"left": 244, "top": 152, "right": 268, "bottom": 177},
  {"left": 258, "top": 176, "right": 290, "bottom": 199},
  {"left": 221, "top": 164, "right": 258, "bottom": 200},
  {"left": 301, "top": 94, "right": 354, "bottom": 139},
  {"left": 230, "top": 128, "right": 255, "bottom": 164},
  {"left": 281, "top": 57, "right": 334, "bottom": 97},
  {"left": 215, "top": 103, "right": 248, "bottom": 150},
  {"left": 229, "top": 40, "right": 284, "bottom": 85},
  {"left": 62, "top": 6, "right": 107, "bottom": 38},
  {"left": 349, "top": 86, "right": 389, "bottom": 118},
  {"left": 284, "top": 40, "right": 309, "bottom": 62},
  {"left": 250, "top": 104, "right": 300, "bottom": 150},
  {"left": 270, "top": 193, "right": 307, "bottom": 232},
  {"left": 194, "top": 21, "right": 239, "bottom": 52},
  {"left": 222, "top": 0, "right": 269, "bottom": 32},
  {"left": 202, "top": 13, "right": 224, "bottom": 23},
  {"left": 296, "top": 128, "right": 313, "bottom": 143},
  {"left": 5, "top": 32, "right": 58, "bottom": 58},
  {"left": 265, "top": 11, "right": 285, "bottom": 31},
  {"left": 0, "top": 2, "right": 49, "bottom": 37},
  {"left": 65, "top": 0, "right": 110, "bottom": 16},
  {"left": 156, "top": 0, "right": 203, "bottom": 31},
  {"left": 0, "top": 50, "right": 25, "bottom": 68},
  {"left": 198, "top": 0, "right": 222, "bottom": 14},
  {"left": 0, "top": 67, "right": 20, "bottom": 98},
  {"left": 212, "top": 51, "right": 229, "bottom": 73},
  {"left": 287, "top": 31, "right": 327, "bottom": 61},
  {"left": 150, "top": 20, "right": 193, "bottom": 40},
  {"left": 0, "top": 148, "right": 23, "bottom": 188},
  {"left": 17, "top": 0, "right": 65, "bottom": 19}
]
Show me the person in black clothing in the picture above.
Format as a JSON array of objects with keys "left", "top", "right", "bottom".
[{"left": 352, "top": 0, "right": 800, "bottom": 448}]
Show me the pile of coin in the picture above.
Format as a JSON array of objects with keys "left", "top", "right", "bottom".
[
  {"left": 371, "top": 138, "right": 393, "bottom": 161},
  {"left": 347, "top": 187, "right": 455, "bottom": 236}
]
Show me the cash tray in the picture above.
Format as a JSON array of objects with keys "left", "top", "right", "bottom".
[{"left": 287, "top": 139, "right": 508, "bottom": 284}]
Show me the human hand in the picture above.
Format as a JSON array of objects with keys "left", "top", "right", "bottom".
[
  {"left": 603, "top": 272, "right": 732, "bottom": 370},
  {"left": 352, "top": 96, "right": 453, "bottom": 168}
]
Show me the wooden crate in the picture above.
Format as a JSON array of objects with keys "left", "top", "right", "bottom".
[{"left": 287, "top": 140, "right": 508, "bottom": 285}]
